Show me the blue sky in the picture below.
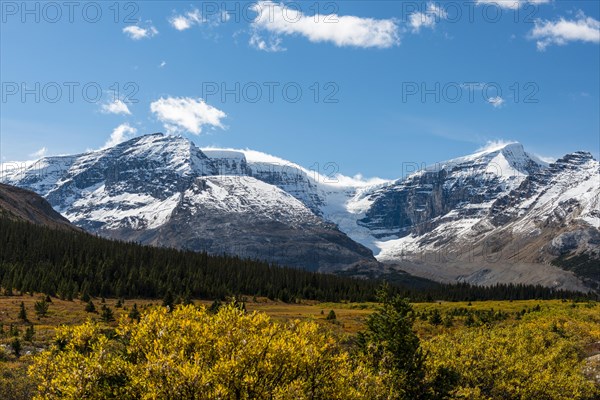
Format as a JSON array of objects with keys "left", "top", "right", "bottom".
[{"left": 1, "top": 0, "right": 599, "bottom": 179}]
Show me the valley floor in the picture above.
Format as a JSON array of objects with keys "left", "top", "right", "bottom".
[{"left": 1, "top": 294, "right": 599, "bottom": 399}]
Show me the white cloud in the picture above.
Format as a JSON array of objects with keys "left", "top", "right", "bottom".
[
  {"left": 29, "top": 147, "right": 47, "bottom": 159},
  {"left": 409, "top": 3, "right": 447, "bottom": 33},
  {"left": 169, "top": 8, "right": 202, "bottom": 31},
  {"left": 475, "top": 0, "right": 550, "bottom": 10},
  {"left": 150, "top": 97, "right": 227, "bottom": 135},
  {"left": 103, "top": 124, "right": 138, "bottom": 149},
  {"left": 123, "top": 24, "right": 158, "bottom": 40},
  {"left": 100, "top": 99, "right": 132, "bottom": 115},
  {"left": 249, "top": 32, "right": 286, "bottom": 52},
  {"left": 250, "top": 1, "right": 399, "bottom": 49},
  {"left": 159, "top": 60, "right": 167, "bottom": 68},
  {"left": 529, "top": 12, "right": 600, "bottom": 51},
  {"left": 488, "top": 96, "right": 505, "bottom": 108}
]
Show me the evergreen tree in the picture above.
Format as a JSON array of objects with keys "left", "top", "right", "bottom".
[
  {"left": 128, "top": 303, "right": 141, "bottom": 322},
  {"left": 208, "top": 299, "right": 222, "bottom": 314},
  {"left": 34, "top": 299, "right": 49, "bottom": 318},
  {"left": 11, "top": 338, "right": 21, "bottom": 358},
  {"left": 100, "top": 305, "right": 114, "bottom": 323},
  {"left": 24, "top": 324, "right": 35, "bottom": 342},
  {"left": 326, "top": 310, "right": 337, "bottom": 320},
  {"left": 18, "top": 302, "right": 28, "bottom": 322},
  {"left": 357, "top": 285, "right": 457, "bottom": 399},
  {"left": 85, "top": 300, "right": 96, "bottom": 313},
  {"left": 162, "top": 291, "right": 174, "bottom": 311}
]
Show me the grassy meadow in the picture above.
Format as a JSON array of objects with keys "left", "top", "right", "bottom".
[{"left": 1, "top": 294, "right": 599, "bottom": 399}]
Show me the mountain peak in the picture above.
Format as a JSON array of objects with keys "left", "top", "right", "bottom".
[
  {"left": 424, "top": 141, "right": 544, "bottom": 178},
  {"left": 552, "top": 151, "right": 597, "bottom": 169}
]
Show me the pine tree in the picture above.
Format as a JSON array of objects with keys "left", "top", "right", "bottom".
[
  {"left": 18, "top": 301, "right": 28, "bottom": 322},
  {"left": 162, "top": 291, "right": 174, "bottom": 311},
  {"left": 85, "top": 300, "right": 96, "bottom": 313},
  {"left": 356, "top": 285, "right": 457, "bottom": 399},
  {"left": 24, "top": 324, "right": 35, "bottom": 342},
  {"left": 100, "top": 305, "right": 114, "bottom": 323},
  {"left": 326, "top": 310, "right": 337, "bottom": 320},
  {"left": 208, "top": 299, "right": 222, "bottom": 314},
  {"left": 128, "top": 303, "right": 141, "bottom": 322},
  {"left": 11, "top": 338, "right": 21, "bottom": 358},
  {"left": 34, "top": 299, "right": 49, "bottom": 318}
]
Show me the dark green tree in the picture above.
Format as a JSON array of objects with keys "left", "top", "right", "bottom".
[
  {"left": 357, "top": 285, "right": 457, "bottom": 399},
  {"left": 85, "top": 300, "right": 96, "bottom": 313},
  {"left": 11, "top": 338, "right": 21, "bottom": 358},
  {"left": 162, "top": 291, "right": 174, "bottom": 310},
  {"left": 208, "top": 299, "right": 222, "bottom": 314},
  {"left": 18, "top": 302, "right": 28, "bottom": 322},
  {"left": 100, "top": 305, "right": 115, "bottom": 323},
  {"left": 34, "top": 299, "right": 49, "bottom": 318},
  {"left": 326, "top": 310, "right": 337, "bottom": 320},
  {"left": 128, "top": 303, "right": 141, "bottom": 322},
  {"left": 24, "top": 324, "right": 35, "bottom": 342}
]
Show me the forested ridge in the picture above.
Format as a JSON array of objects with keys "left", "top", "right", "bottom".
[{"left": 0, "top": 216, "right": 594, "bottom": 302}]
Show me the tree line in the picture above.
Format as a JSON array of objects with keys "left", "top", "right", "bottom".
[{"left": 0, "top": 216, "right": 595, "bottom": 302}]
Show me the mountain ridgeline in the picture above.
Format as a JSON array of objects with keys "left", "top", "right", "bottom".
[{"left": 1, "top": 134, "right": 598, "bottom": 292}]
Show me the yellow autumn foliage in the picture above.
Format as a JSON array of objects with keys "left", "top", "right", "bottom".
[
  {"left": 422, "top": 307, "right": 600, "bottom": 400},
  {"left": 29, "top": 304, "right": 387, "bottom": 400},
  {"left": 26, "top": 301, "right": 600, "bottom": 400}
]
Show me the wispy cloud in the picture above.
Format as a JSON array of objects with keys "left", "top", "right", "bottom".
[
  {"left": 488, "top": 96, "right": 505, "bottom": 108},
  {"left": 409, "top": 3, "right": 447, "bottom": 33},
  {"left": 249, "top": 32, "right": 285, "bottom": 52},
  {"left": 150, "top": 97, "right": 227, "bottom": 135},
  {"left": 100, "top": 99, "right": 132, "bottom": 115},
  {"left": 475, "top": 0, "right": 550, "bottom": 10},
  {"left": 103, "top": 123, "right": 138, "bottom": 149},
  {"left": 123, "top": 23, "right": 158, "bottom": 40},
  {"left": 529, "top": 12, "right": 600, "bottom": 51},
  {"left": 250, "top": 1, "right": 399, "bottom": 50},
  {"left": 476, "top": 140, "right": 518, "bottom": 153},
  {"left": 159, "top": 61, "right": 167, "bottom": 68},
  {"left": 29, "top": 147, "right": 47, "bottom": 159}
]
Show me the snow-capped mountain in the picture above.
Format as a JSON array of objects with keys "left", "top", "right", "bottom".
[
  {"left": 361, "top": 146, "right": 599, "bottom": 291},
  {"left": 2, "top": 134, "right": 598, "bottom": 290},
  {"left": 0, "top": 134, "right": 377, "bottom": 272}
]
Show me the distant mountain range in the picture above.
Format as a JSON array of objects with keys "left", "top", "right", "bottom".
[{"left": 2, "top": 134, "right": 598, "bottom": 291}]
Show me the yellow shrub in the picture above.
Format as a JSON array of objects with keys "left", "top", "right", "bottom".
[
  {"left": 423, "top": 308, "right": 600, "bottom": 400},
  {"left": 29, "top": 304, "right": 385, "bottom": 400}
]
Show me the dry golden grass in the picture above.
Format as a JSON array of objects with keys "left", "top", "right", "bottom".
[{"left": 0, "top": 295, "right": 593, "bottom": 342}]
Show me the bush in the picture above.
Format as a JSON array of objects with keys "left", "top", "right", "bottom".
[
  {"left": 423, "top": 310, "right": 600, "bottom": 399},
  {"left": 29, "top": 304, "right": 385, "bottom": 400}
]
